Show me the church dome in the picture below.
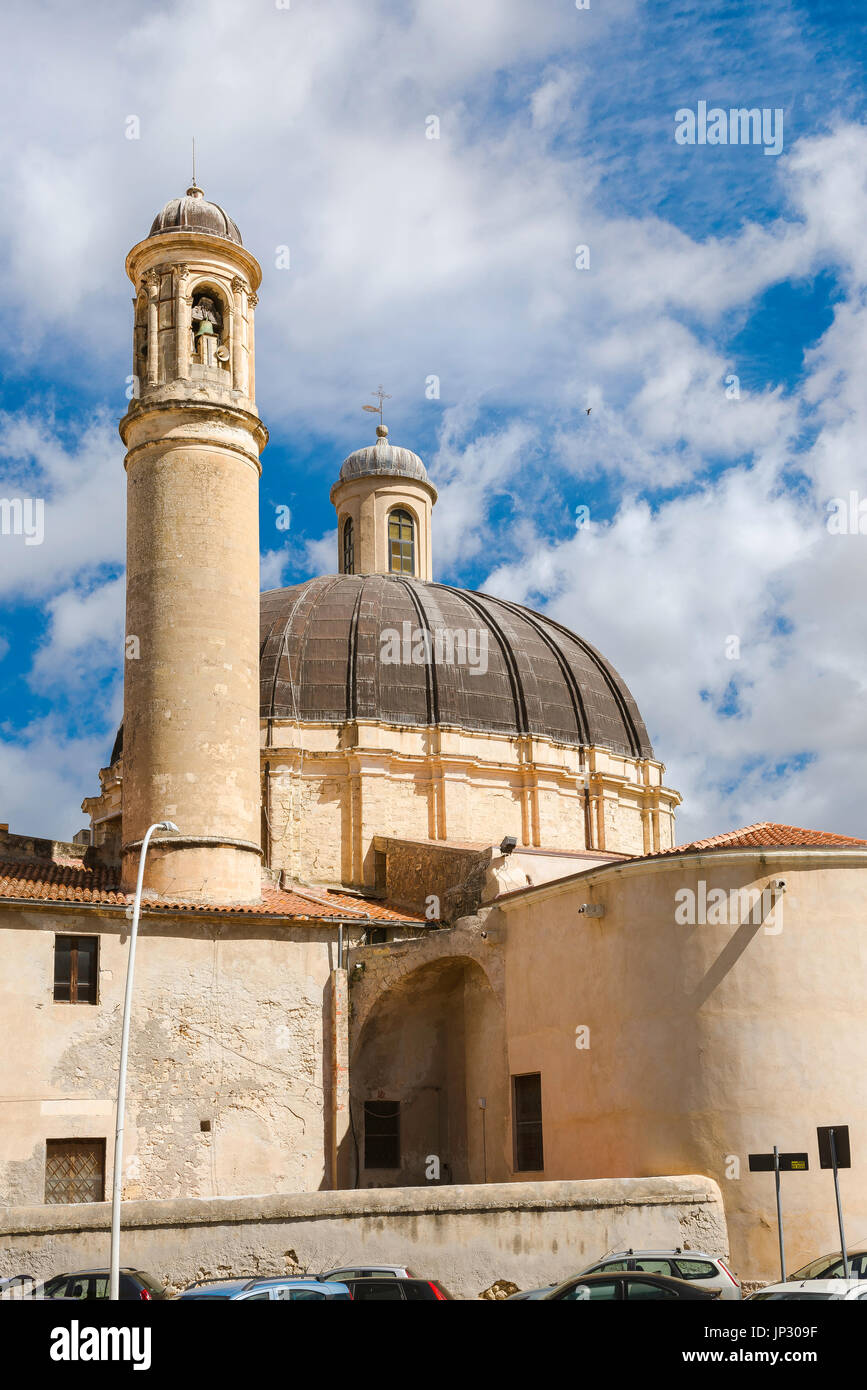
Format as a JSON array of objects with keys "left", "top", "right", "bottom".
[
  {"left": 260, "top": 574, "right": 652, "bottom": 758},
  {"left": 337, "top": 425, "right": 431, "bottom": 487},
  {"left": 148, "top": 184, "right": 242, "bottom": 245}
]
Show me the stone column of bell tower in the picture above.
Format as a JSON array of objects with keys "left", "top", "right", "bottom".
[{"left": 119, "top": 185, "right": 267, "bottom": 902}]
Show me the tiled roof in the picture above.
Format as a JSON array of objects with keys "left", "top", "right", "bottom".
[
  {"left": 647, "top": 822, "right": 867, "bottom": 857},
  {"left": 0, "top": 861, "right": 426, "bottom": 923}
]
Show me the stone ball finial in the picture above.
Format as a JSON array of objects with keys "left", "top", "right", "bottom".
[{"left": 376, "top": 424, "right": 388, "bottom": 439}]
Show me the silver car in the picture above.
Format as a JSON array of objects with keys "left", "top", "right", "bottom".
[
  {"left": 318, "top": 1264, "right": 417, "bottom": 1281},
  {"left": 575, "top": 1248, "right": 741, "bottom": 1300}
]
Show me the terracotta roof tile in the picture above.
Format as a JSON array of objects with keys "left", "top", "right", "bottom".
[
  {"left": 0, "top": 861, "right": 426, "bottom": 923},
  {"left": 646, "top": 822, "right": 867, "bottom": 857}
]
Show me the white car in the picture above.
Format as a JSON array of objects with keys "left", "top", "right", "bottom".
[
  {"left": 318, "top": 1263, "right": 416, "bottom": 1281},
  {"left": 749, "top": 1279, "right": 867, "bottom": 1301},
  {"left": 575, "top": 1248, "right": 741, "bottom": 1300}
]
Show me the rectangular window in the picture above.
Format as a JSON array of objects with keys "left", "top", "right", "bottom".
[
  {"left": 364, "top": 1100, "right": 400, "bottom": 1168},
  {"left": 512, "top": 1072, "right": 544, "bottom": 1171},
  {"left": 53, "top": 935, "right": 98, "bottom": 1004},
  {"left": 44, "top": 1139, "right": 106, "bottom": 1204}
]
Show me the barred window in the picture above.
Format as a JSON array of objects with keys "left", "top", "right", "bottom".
[
  {"left": 387, "top": 509, "right": 415, "bottom": 574},
  {"left": 512, "top": 1073, "right": 544, "bottom": 1171},
  {"left": 364, "top": 1101, "right": 400, "bottom": 1168},
  {"left": 342, "top": 517, "right": 355, "bottom": 575},
  {"left": 54, "top": 935, "right": 98, "bottom": 1004},
  {"left": 45, "top": 1139, "right": 106, "bottom": 1204}
]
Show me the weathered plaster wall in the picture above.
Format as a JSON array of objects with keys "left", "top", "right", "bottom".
[
  {"left": 0, "top": 1176, "right": 728, "bottom": 1300},
  {"left": 0, "top": 906, "right": 346, "bottom": 1206},
  {"left": 494, "top": 852, "right": 867, "bottom": 1283}
]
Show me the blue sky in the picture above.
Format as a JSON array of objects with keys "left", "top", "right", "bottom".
[{"left": 0, "top": 0, "right": 865, "bottom": 841}]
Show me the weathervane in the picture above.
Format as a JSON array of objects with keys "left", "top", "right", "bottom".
[{"left": 362, "top": 385, "right": 391, "bottom": 426}]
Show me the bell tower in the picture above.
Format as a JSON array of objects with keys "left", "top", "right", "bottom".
[{"left": 119, "top": 183, "right": 267, "bottom": 902}]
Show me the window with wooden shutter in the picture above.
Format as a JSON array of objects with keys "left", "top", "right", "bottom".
[
  {"left": 53, "top": 936, "right": 98, "bottom": 1004},
  {"left": 512, "top": 1072, "right": 544, "bottom": 1171}
]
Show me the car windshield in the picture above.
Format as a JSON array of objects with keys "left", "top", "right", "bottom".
[{"left": 788, "top": 1254, "right": 846, "bottom": 1279}]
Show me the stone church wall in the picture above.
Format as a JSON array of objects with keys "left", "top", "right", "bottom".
[{"left": 263, "top": 726, "right": 678, "bottom": 888}]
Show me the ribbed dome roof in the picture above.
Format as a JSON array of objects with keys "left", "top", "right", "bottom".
[
  {"left": 149, "top": 184, "right": 242, "bottom": 244},
  {"left": 338, "top": 425, "right": 431, "bottom": 486},
  {"left": 260, "top": 574, "right": 652, "bottom": 757}
]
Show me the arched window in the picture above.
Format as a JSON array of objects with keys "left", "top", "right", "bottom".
[
  {"left": 388, "top": 508, "right": 415, "bottom": 574},
  {"left": 342, "top": 517, "right": 355, "bottom": 575}
]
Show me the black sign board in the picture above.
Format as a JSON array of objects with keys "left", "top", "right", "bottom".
[
  {"left": 817, "top": 1126, "right": 851, "bottom": 1170},
  {"left": 749, "top": 1152, "right": 809, "bottom": 1173}
]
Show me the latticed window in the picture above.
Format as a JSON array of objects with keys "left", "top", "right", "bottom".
[
  {"left": 53, "top": 935, "right": 98, "bottom": 1004},
  {"left": 44, "top": 1139, "right": 106, "bottom": 1204},
  {"left": 388, "top": 509, "right": 415, "bottom": 573},
  {"left": 364, "top": 1101, "right": 400, "bottom": 1168},
  {"left": 342, "top": 517, "right": 355, "bottom": 574},
  {"left": 513, "top": 1073, "right": 544, "bottom": 1171}
]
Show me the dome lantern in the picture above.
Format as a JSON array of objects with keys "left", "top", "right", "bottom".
[{"left": 330, "top": 420, "right": 437, "bottom": 580}]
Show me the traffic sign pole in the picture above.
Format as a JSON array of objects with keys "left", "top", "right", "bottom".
[
  {"left": 774, "top": 1145, "right": 786, "bottom": 1281},
  {"left": 830, "top": 1129, "right": 850, "bottom": 1279}
]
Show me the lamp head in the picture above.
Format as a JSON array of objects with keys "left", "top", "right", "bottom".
[{"left": 160, "top": 821, "right": 179, "bottom": 833}]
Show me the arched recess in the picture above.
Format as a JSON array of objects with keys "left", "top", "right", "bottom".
[
  {"left": 188, "top": 279, "right": 233, "bottom": 376},
  {"left": 348, "top": 955, "right": 507, "bottom": 1188}
]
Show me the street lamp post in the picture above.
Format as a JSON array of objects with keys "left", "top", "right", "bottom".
[{"left": 109, "top": 820, "right": 178, "bottom": 1301}]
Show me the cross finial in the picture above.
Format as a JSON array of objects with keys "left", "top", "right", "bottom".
[{"left": 362, "top": 385, "right": 392, "bottom": 427}]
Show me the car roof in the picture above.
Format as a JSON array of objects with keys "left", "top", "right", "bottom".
[
  {"left": 247, "top": 1278, "right": 342, "bottom": 1289},
  {"left": 321, "top": 1264, "right": 408, "bottom": 1273},
  {"left": 598, "top": 1250, "right": 719, "bottom": 1259},
  {"left": 180, "top": 1276, "right": 350, "bottom": 1295},
  {"left": 557, "top": 1270, "right": 697, "bottom": 1286},
  {"left": 181, "top": 1279, "right": 252, "bottom": 1294}
]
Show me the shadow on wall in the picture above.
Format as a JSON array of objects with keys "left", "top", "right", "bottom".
[{"left": 346, "top": 956, "right": 507, "bottom": 1190}]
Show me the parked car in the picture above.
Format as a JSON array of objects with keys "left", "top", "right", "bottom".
[
  {"left": 543, "top": 1271, "right": 721, "bottom": 1301},
  {"left": 175, "top": 1277, "right": 352, "bottom": 1301},
  {"left": 31, "top": 1268, "right": 166, "bottom": 1300},
  {"left": 506, "top": 1285, "right": 558, "bottom": 1300},
  {"left": 749, "top": 1279, "right": 867, "bottom": 1301},
  {"left": 0, "top": 1274, "right": 35, "bottom": 1299},
  {"left": 575, "top": 1248, "right": 741, "bottom": 1300},
  {"left": 339, "top": 1277, "right": 453, "bottom": 1301},
  {"left": 319, "top": 1264, "right": 417, "bottom": 1281},
  {"left": 787, "top": 1249, "right": 867, "bottom": 1281}
]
